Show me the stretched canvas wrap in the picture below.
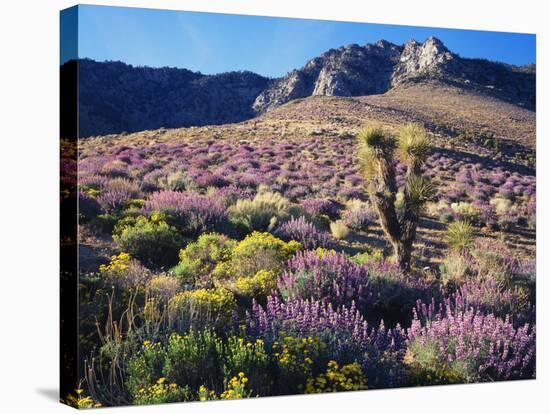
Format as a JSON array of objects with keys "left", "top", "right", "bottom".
[{"left": 60, "top": 4, "right": 536, "bottom": 409}]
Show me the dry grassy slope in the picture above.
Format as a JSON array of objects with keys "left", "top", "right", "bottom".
[
  {"left": 81, "top": 83, "right": 535, "bottom": 266},
  {"left": 260, "top": 83, "right": 535, "bottom": 148}
]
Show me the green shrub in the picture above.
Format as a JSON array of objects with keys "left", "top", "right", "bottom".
[
  {"left": 445, "top": 220, "right": 474, "bottom": 252},
  {"left": 113, "top": 216, "right": 183, "bottom": 267},
  {"left": 404, "top": 339, "right": 465, "bottom": 386},
  {"left": 127, "top": 341, "right": 167, "bottom": 396},
  {"left": 167, "top": 288, "right": 237, "bottom": 329},
  {"left": 164, "top": 330, "right": 225, "bottom": 392},
  {"left": 91, "top": 213, "right": 119, "bottom": 234},
  {"left": 350, "top": 249, "right": 384, "bottom": 266},
  {"left": 224, "top": 337, "right": 271, "bottom": 395},
  {"left": 172, "top": 233, "right": 236, "bottom": 287},
  {"left": 228, "top": 192, "right": 291, "bottom": 234}
]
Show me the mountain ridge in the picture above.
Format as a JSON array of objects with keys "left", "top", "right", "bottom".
[{"left": 64, "top": 37, "right": 536, "bottom": 137}]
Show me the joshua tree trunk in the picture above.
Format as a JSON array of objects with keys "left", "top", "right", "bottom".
[{"left": 391, "top": 239, "right": 413, "bottom": 273}]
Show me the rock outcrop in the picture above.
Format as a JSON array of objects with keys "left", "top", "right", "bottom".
[{"left": 254, "top": 36, "right": 535, "bottom": 113}]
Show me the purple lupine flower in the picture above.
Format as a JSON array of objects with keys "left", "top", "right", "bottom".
[
  {"left": 409, "top": 298, "right": 536, "bottom": 381},
  {"left": 275, "top": 216, "right": 331, "bottom": 250},
  {"left": 300, "top": 198, "right": 339, "bottom": 218},
  {"left": 246, "top": 296, "right": 408, "bottom": 388},
  {"left": 278, "top": 250, "right": 374, "bottom": 309},
  {"left": 144, "top": 190, "right": 227, "bottom": 235}
]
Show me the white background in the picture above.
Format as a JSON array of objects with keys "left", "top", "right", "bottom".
[{"left": 0, "top": 0, "right": 547, "bottom": 412}]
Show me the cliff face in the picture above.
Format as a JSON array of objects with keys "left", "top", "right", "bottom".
[
  {"left": 253, "top": 40, "right": 403, "bottom": 112},
  {"left": 66, "top": 37, "right": 535, "bottom": 137},
  {"left": 254, "top": 37, "right": 535, "bottom": 113},
  {"left": 74, "top": 59, "right": 269, "bottom": 137}
]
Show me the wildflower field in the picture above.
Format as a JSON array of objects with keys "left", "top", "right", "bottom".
[{"left": 61, "top": 92, "right": 536, "bottom": 408}]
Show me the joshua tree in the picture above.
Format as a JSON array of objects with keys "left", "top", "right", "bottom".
[{"left": 357, "top": 123, "right": 435, "bottom": 272}]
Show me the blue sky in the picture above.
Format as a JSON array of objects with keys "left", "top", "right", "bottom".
[{"left": 61, "top": 5, "right": 536, "bottom": 77}]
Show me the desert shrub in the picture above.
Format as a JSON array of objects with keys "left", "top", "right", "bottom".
[
  {"left": 168, "top": 288, "right": 237, "bottom": 330},
  {"left": 157, "top": 171, "right": 195, "bottom": 192},
  {"left": 329, "top": 220, "right": 350, "bottom": 240},
  {"left": 228, "top": 191, "right": 291, "bottom": 234},
  {"left": 300, "top": 198, "right": 339, "bottom": 218},
  {"left": 450, "top": 202, "right": 483, "bottom": 225},
  {"left": 407, "top": 301, "right": 536, "bottom": 384},
  {"left": 133, "top": 378, "right": 192, "bottom": 405},
  {"left": 234, "top": 270, "right": 278, "bottom": 301},
  {"left": 215, "top": 232, "right": 300, "bottom": 281},
  {"left": 455, "top": 278, "right": 534, "bottom": 324},
  {"left": 350, "top": 249, "right": 384, "bottom": 266},
  {"left": 172, "top": 233, "right": 236, "bottom": 287},
  {"left": 99, "top": 252, "right": 152, "bottom": 290},
  {"left": 469, "top": 238, "right": 522, "bottom": 285},
  {"left": 305, "top": 360, "right": 368, "bottom": 393},
  {"left": 223, "top": 337, "right": 271, "bottom": 395},
  {"left": 91, "top": 213, "right": 120, "bottom": 234},
  {"left": 445, "top": 220, "right": 474, "bottom": 252},
  {"left": 278, "top": 250, "right": 373, "bottom": 310},
  {"left": 163, "top": 330, "right": 225, "bottom": 392},
  {"left": 439, "top": 252, "right": 470, "bottom": 288},
  {"left": 126, "top": 341, "right": 167, "bottom": 396},
  {"left": 146, "top": 275, "right": 181, "bottom": 303},
  {"left": 275, "top": 216, "right": 330, "bottom": 249},
  {"left": 113, "top": 216, "right": 183, "bottom": 267},
  {"left": 199, "top": 373, "right": 253, "bottom": 400},
  {"left": 342, "top": 208, "right": 376, "bottom": 232},
  {"left": 439, "top": 211, "right": 454, "bottom": 223},
  {"left": 272, "top": 335, "right": 328, "bottom": 394},
  {"left": 341, "top": 199, "right": 377, "bottom": 232},
  {"left": 144, "top": 191, "right": 228, "bottom": 236},
  {"left": 78, "top": 191, "right": 101, "bottom": 221}
]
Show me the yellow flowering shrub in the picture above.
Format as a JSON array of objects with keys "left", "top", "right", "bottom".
[
  {"left": 214, "top": 232, "right": 301, "bottom": 280},
  {"left": 168, "top": 288, "right": 237, "bottom": 327},
  {"left": 99, "top": 252, "right": 132, "bottom": 275},
  {"left": 273, "top": 335, "right": 327, "bottom": 393},
  {"left": 198, "top": 385, "right": 217, "bottom": 401},
  {"left": 198, "top": 373, "right": 252, "bottom": 401},
  {"left": 220, "top": 372, "right": 252, "bottom": 400},
  {"left": 225, "top": 336, "right": 271, "bottom": 395},
  {"left": 133, "top": 377, "right": 191, "bottom": 405},
  {"left": 234, "top": 269, "right": 277, "bottom": 299},
  {"left": 305, "top": 361, "right": 368, "bottom": 393}
]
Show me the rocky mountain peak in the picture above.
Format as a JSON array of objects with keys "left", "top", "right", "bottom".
[{"left": 392, "top": 37, "right": 454, "bottom": 85}]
